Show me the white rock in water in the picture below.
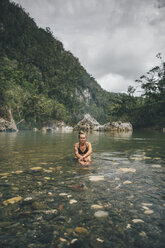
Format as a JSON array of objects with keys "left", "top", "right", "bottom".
[
  {"left": 30, "top": 167, "right": 43, "bottom": 171},
  {"left": 144, "top": 209, "right": 154, "bottom": 214},
  {"left": 59, "top": 193, "right": 68, "bottom": 196},
  {"left": 94, "top": 211, "right": 109, "bottom": 218},
  {"left": 69, "top": 199, "right": 77, "bottom": 204},
  {"left": 119, "top": 168, "right": 136, "bottom": 173},
  {"left": 24, "top": 197, "right": 33, "bottom": 202},
  {"left": 91, "top": 204, "right": 103, "bottom": 209},
  {"left": 123, "top": 180, "right": 132, "bottom": 184},
  {"left": 89, "top": 176, "right": 104, "bottom": 181},
  {"left": 139, "top": 231, "right": 147, "bottom": 237},
  {"left": 151, "top": 164, "right": 161, "bottom": 168},
  {"left": 71, "top": 239, "right": 78, "bottom": 244},
  {"left": 44, "top": 209, "right": 58, "bottom": 214},
  {"left": 132, "top": 219, "right": 144, "bottom": 223},
  {"left": 126, "top": 224, "right": 131, "bottom": 229},
  {"left": 142, "top": 203, "right": 153, "bottom": 206},
  {"left": 96, "top": 238, "right": 104, "bottom": 243}
]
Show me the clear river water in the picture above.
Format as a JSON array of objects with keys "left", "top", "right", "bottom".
[{"left": 0, "top": 130, "right": 165, "bottom": 248}]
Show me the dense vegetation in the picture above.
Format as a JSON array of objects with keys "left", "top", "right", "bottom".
[{"left": 0, "top": 0, "right": 164, "bottom": 129}]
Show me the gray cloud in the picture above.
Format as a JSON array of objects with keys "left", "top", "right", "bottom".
[{"left": 13, "top": 0, "right": 165, "bottom": 93}]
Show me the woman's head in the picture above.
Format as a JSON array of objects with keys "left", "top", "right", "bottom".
[{"left": 78, "top": 130, "right": 86, "bottom": 143}]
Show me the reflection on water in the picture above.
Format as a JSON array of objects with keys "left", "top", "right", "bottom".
[{"left": 0, "top": 130, "right": 165, "bottom": 248}]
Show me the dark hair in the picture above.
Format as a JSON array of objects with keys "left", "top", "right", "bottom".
[{"left": 78, "top": 130, "right": 86, "bottom": 138}]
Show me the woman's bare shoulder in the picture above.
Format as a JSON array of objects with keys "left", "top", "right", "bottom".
[{"left": 74, "top": 142, "right": 79, "bottom": 147}]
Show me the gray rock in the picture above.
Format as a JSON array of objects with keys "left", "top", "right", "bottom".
[{"left": 74, "top": 114, "right": 100, "bottom": 131}]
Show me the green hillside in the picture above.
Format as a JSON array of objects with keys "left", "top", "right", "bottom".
[{"left": 0, "top": 0, "right": 114, "bottom": 128}]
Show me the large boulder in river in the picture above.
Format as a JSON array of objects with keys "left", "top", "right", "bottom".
[
  {"left": 104, "top": 121, "right": 133, "bottom": 131},
  {"left": 0, "top": 117, "right": 18, "bottom": 132},
  {"left": 74, "top": 114, "right": 100, "bottom": 131}
]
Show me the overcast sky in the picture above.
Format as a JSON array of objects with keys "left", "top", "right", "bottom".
[{"left": 13, "top": 0, "right": 165, "bottom": 94}]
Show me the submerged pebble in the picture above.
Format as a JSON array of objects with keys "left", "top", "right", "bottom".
[
  {"left": 132, "top": 219, "right": 144, "bottom": 223},
  {"left": 94, "top": 211, "right": 109, "bottom": 218},
  {"left": 119, "top": 168, "right": 136, "bottom": 173},
  {"left": 91, "top": 204, "right": 103, "bottom": 209},
  {"left": 89, "top": 176, "right": 104, "bottom": 182},
  {"left": 96, "top": 238, "right": 104, "bottom": 243},
  {"left": 126, "top": 224, "right": 131, "bottom": 229},
  {"left": 75, "top": 227, "right": 88, "bottom": 235},
  {"left": 151, "top": 164, "right": 161, "bottom": 168},
  {"left": 3, "top": 196, "right": 22, "bottom": 205},
  {"left": 139, "top": 231, "right": 147, "bottom": 237},
  {"left": 123, "top": 180, "right": 132, "bottom": 184},
  {"left": 30, "top": 167, "right": 43, "bottom": 171},
  {"left": 144, "top": 209, "right": 154, "bottom": 214},
  {"left": 71, "top": 239, "right": 78, "bottom": 244},
  {"left": 59, "top": 193, "right": 68, "bottom": 196},
  {"left": 69, "top": 199, "right": 77, "bottom": 204},
  {"left": 142, "top": 203, "right": 153, "bottom": 206}
]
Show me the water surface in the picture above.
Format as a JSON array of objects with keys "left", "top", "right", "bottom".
[{"left": 0, "top": 130, "right": 165, "bottom": 248}]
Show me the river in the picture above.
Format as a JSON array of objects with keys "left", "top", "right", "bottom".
[{"left": 0, "top": 130, "right": 164, "bottom": 248}]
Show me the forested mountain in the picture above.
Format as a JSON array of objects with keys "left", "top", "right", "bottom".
[
  {"left": 0, "top": 0, "right": 164, "bottom": 130},
  {"left": 0, "top": 0, "right": 114, "bottom": 128}
]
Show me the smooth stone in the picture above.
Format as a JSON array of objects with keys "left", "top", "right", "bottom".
[
  {"left": 144, "top": 209, "right": 154, "bottom": 214},
  {"left": 3, "top": 196, "right": 22, "bottom": 205},
  {"left": 30, "top": 167, "right": 43, "bottom": 171},
  {"left": 151, "top": 164, "right": 161, "bottom": 168},
  {"left": 43, "top": 169, "right": 53, "bottom": 173},
  {"left": 115, "top": 177, "right": 120, "bottom": 181},
  {"left": 59, "top": 193, "right": 68, "bottom": 196},
  {"left": 24, "top": 197, "right": 33, "bottom": 202},
  {"left": 0, "top": 173, "right": 10, "bottom": 176},
  {"left": 91, "top": 204, "right": 103, "bottom": 209},
  {"left": 139, "top": 231, "right": 147, "bottom": 237},
  {"left": 69, "top": 199, "right": 77, "bottom": 204},
  {"left": 44, "top": 177, "right": 51, "bottom": 180},
  {"left": 89, "top": 176, "right": 104, "bottom": 182},
  {"left": 119, "top": 168, "right": 136, "bottom": 173},
  {"left": 96, "top": 238, "right": 104, "bottom": 243},
  {"left": 142, "top": 203, "right": 153, "bottom": 206},
  {"left": 94, "top": 211, "right": 109, "bottom": 218},
  {"left": 126, "top": 224, "right": 131, "bottom": 229},
  {"left": 59, "top": 237, "right": 67, "bottom": 242},
  {"left": 123, "top": 180, "right": 132, "bottom": 184},
  {"left": 11, "top": 187, "right": 19, "bottom": 191},
  {"left": 75, "top": 227, "right": 88, "bottom": 235},
  {"left": 31, "top": 202, "right": 48, "bottom": 210},
  {"left": 71, "top": 239, "right": 78, "bottom": 244},
  {"left": 44, "top": 209, "right": 58, "bottom": 214},
  {"left": 15, "top": 171, "right": 23, "bottom": 174},
  {"left": 132, "top": 219, "right": 144, "bottom": 223}
]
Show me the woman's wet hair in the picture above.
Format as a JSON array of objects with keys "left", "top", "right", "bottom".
[{"left": 78, "top": 130, "right": 86, "bottom": 138}]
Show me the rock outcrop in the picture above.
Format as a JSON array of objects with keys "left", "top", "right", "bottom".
[
  {"left": 74, "top": 114, "right": 100, "bottom": 131},
  {"left": 103, "top": 121, "right": 133, "bottom": 131},
  {"left": 0, "top": 118, "right": 18, "bottom": 132},
  {"left": 74, "top": 115, "right": 133, "bottom": 132},
  {"left": 0, "top": 110, "right": 18, "bottom": 132}
]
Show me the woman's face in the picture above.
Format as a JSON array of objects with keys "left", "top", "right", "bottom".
[{"left": 79, "top": 134, "right": 86, "bottom": 144}]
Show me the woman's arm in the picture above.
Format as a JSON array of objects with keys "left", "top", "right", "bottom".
[
  {"left": 82, "top": 142, "right": 92, "bottom": 159},
  {"left": 74, "top": 143, "right": 82, "bottom": 159}
]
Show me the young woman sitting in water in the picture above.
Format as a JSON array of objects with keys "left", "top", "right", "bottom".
[{"left": 74, "top": 131, "right": 92, "bottom": 166}]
